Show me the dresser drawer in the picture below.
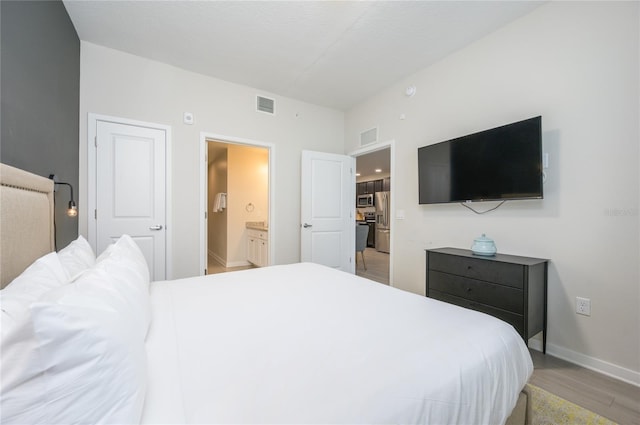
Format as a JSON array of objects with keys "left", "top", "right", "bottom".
[
  {"left": 429, "top": 289, "right": 525, "bottom": 337},
  {"left": 247, "top": 229, "right": 268, "bottom": 240},
  {"left": 429, "top": 270, "right": 524, "bottom": 314},
  {"left": 429, "top": 252, "right": 524, "bottom": 289},
  {"left": 426, "top": 248, "right": 548, "bottom": 352}
]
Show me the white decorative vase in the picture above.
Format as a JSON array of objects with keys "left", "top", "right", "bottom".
[{"left": 471, "top": 234, "right": 497, "bottom": 256}]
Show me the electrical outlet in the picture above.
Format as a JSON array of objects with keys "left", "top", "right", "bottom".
[{"left": 576, "top": 297, "right": 591, "bottom": 316}]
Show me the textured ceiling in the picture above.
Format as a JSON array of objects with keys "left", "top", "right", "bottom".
[
  {"left": 356, "top": 148, "right": 390, "bottom": 180},
  {"left": 63, "top": 1, "right": 542, "bottom": 110}
]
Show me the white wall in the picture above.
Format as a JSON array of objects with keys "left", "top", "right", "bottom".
[
  {"left": 227, "top": 144, "right": 269, "bottom": 265},
  {"left": 345, "top": 2, "right": 639, "bottom": 383},
  {"left": 79, "top": 42, "right": 344, "bottom": 278}
]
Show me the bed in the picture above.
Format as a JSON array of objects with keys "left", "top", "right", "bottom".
[{"left": 0, "top": 163, "right": 532, "bottom": 424}]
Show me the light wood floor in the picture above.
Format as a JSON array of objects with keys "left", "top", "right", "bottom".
[
  {"left": 207, "top": 247, "right": 391, "bottom": 280},
  {"left": 207, "top": 257, "right": 253, "bottom": 274},
  {"left": 530, "top": 350, "right": 640, "bottom": 424},
  {"left": 356, "top": 247, "right": 390, "bottom": 285}
]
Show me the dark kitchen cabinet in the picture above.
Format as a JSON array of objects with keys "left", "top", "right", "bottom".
[
  {"left": 357, "top": 179, "right": 386, "bottom": 195},
  {"left": 365, "top": 181, "right": 375, "bottom": 195}
]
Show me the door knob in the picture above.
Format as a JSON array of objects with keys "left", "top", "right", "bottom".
[
  {"left": 302, "top": 223, "right": 313, "bottom": 228},
  {"left": 149, "top": 225, "right": 163, "bottom": 230}
]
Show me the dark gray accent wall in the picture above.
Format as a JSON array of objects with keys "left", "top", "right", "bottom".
[{"left": 1, "top": 0, "right": 80, "bottom": 249}]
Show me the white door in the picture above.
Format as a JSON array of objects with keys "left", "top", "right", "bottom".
[
  {"left": 95, "top": 120, "right": 167, "bottom": 280},
  {"left": 301, "top": 150, "right": 355, "bottom": 272}
]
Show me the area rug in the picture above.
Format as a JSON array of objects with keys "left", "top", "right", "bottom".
[{"left": 527, "top": 383, "right": 618, "bottom": 425}]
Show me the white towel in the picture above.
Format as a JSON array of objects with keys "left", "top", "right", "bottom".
[{"left": 213, "top": 193, "right": 227, "bottom": 212}]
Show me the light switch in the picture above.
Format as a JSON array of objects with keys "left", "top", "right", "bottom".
[
  {"left": 397, "top": 209, "right": 405, "bottom": 220},
  {"left": 183, "top": 112, "right": 194, "bottom": 125}
]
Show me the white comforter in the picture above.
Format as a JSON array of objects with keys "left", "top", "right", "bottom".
[{"left": 142, "top": 263, "right": 532, "bottom": 424}]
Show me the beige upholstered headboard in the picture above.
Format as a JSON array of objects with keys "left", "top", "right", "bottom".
[{"left": 0, "top": 163, "right": 55, "bottom": 288}]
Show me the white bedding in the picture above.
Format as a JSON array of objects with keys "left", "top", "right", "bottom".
[{"left": 142, "top": 263, "right": 532, "bottom": 424}]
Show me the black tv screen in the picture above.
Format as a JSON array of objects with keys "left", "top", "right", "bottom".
[{"left": 418, "top": 116, "right": 543, "bottom": 204}]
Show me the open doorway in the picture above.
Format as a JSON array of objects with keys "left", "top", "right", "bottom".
[
  {"left": 201, "top": 137, "right": 271, "bottom": 275},
  {"left": 353, "top": 146, "right": 392, "bottom": 285}
]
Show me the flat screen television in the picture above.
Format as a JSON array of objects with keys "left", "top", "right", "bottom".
[{"left": 418, "top": 116, "right": 543, "bottom": 205}]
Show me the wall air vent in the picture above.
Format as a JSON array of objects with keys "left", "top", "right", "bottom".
[
  {"left": 256, "top": 96, "right": 275, "bottom": 115},
  {"left": 360, "top": 127, "right": 378, "bottom": 146}
]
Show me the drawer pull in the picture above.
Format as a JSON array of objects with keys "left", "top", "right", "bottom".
[{"left": 466, "top": 287, "right": 472, "bottom": 292}]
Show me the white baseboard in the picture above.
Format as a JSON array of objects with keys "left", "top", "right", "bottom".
[
  {"left": 208, "top": 250, "right": 250, "bottom": 269},
  {"left": 527, "top": 336, "right": 543, "bottom": 352},
  {"left": 532, "top": 341, "right": 640, "bottom": 387},
  {"left": 208, "top": 250, "right": 225, "bottom": 267}
]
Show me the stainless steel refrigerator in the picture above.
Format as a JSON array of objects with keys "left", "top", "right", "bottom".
[{"left": 375, "top": 191, "right": 390, "bottom": 253}]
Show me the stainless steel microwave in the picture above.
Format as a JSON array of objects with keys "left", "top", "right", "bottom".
[{"left": 357, "top": 194, "right": 374, "bottom": 207}]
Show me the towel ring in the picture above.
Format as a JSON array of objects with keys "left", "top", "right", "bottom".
[{"left": 246, "top": 203, "right": 254, "bottom": 212}]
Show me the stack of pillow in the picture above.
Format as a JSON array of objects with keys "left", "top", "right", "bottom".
[{"left": 0, "top": 235, "right": 151, "bottom": 424}]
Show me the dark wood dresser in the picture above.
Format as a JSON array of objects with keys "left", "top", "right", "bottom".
[{"left": 425, "top": 247, "right": 548, "bottom": 353}]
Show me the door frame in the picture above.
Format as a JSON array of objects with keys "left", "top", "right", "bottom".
[
  {"left": 348, "top": 139, "right": 395, "bottom": 286},
  {"left": 87, "top": 113, "right": 173, "bottom": 279},
  {"left": 199, "top": 131, "right": 275, "bottom": 276}
]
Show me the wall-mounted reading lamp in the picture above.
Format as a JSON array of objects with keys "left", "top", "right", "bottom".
[{"left": 48, "top": 174, "right": 78, "bottom": 217}]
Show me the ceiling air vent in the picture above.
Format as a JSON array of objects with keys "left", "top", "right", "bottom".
[
  {"left": 256, "top": 95, "right": 275, "bottom": 115},
  {"left": 360, "top": 127, "right": 378, "bottom": 146}
]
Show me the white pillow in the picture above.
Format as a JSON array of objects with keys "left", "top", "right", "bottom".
[
  {"left": 1, "top": 235, "right": 151, "bottom": 424},
  {"left": 57, "top": 235, "right": 96, "bottom": 280},
  {"left": 1, "top": 251, "right": 69, "bottom": 320},
  {"left": 96, "top": 234, "right": 152, "bottom": 335},
  {"left": 1, "top": 252, "right": 70, "bottom": 422}
]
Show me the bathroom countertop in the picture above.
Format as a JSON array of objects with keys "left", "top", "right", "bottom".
[{"left": 246, "top": 221, "right": 268, "bottom": 231}]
